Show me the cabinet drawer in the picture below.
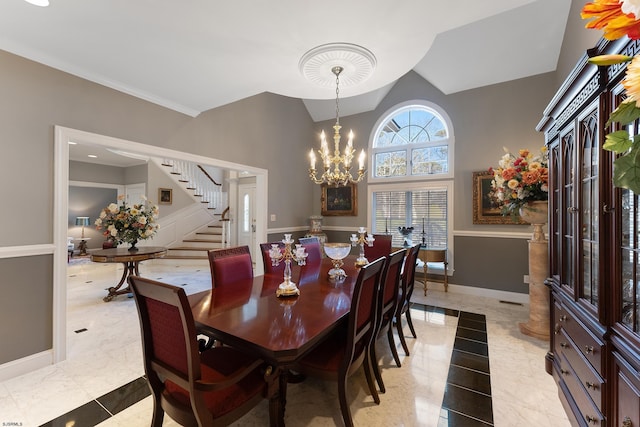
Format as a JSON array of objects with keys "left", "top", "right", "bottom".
[
  {"left": 559, "top": 353, "right": 604, "bottom": 426},
  {"left": 558, "top": 330, "right": 604, "bottom": 411},
  {"left": 557, "top": 306, "right": 604, "bottom": 374},
  {"left": 613, "top": 351, "right": 640, "bottom": 427}
]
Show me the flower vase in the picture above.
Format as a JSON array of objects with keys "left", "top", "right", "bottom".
[
  {"left": 518, "top": 201, "right": 548, "bottom": 242},
  {"left": 128, "top": 240, "right": 139, "bottom": 252}
]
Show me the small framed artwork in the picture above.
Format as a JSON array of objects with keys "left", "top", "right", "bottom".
[
  {"left": 321, "top": 183, "right": 357, "bottom": 216},
  {"left": 158, "top": 188, "right": 173, "bottom": 205},
  {"left": 472, "top": 171, "right": 525, "bottom": 225}
]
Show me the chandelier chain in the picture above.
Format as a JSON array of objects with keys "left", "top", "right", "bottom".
[{"left": 335, "top": 68, "right": 340, "bottom": 125}]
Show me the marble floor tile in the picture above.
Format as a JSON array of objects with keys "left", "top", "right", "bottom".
[{"left": 0, "top": 261, "right": 570, "bottom": 426}]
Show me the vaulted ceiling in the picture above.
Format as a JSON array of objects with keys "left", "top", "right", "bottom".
[{"left": 1, "top": 0, "right": 571, "bottom": 122}]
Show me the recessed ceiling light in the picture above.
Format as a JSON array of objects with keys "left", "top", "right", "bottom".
[
  {"left": 87, "top": 155, "right": 97, "bottom": 158},
  {"left": 24, "top": 0, "right": 50, "bottom": 7}
]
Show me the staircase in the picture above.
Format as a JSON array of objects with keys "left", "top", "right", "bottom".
[
  {"left": 154, "top": 159, "right": 230, "bottom": 260},
  {"left": 164, "top": 223, "right": 225, "bottom": 260}
]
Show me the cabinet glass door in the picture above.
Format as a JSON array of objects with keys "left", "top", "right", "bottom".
[
  {"left": 550, "top": 140, "right": 560, "bottom": 281},
  {"left": 579, "top": 110, "right": 599, "bottom": 307},
  {"left": 620, "top": 188, "right": 639, "bottom": 331},
  {"left": 561, "top": 129, "right": 575, "bottom": 292}
]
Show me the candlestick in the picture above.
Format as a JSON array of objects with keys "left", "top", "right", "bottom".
[
  {"left": 269, "top": 234, "right": 308, "bottom": 297},
  {"left": 350, "top": 227, "right": 375, "bottom": 267}
]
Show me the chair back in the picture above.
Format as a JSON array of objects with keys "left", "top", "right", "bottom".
[
  {"left": 129, "top": 275, "right": 269, "bottom": 426},
  {"left": 400, "top": 244, "right": 422, "bottom": 307},
  {"left": 376, "top": 248, "right": 406, "bottom": 333},
  {"left": 344, "top": 256, "right": 386, "bottom": 368},
  {"left": 299, "top": 236, "right": 322, "bottom": 266},
  {"left": 129, "top": 275, "right": 201, "bottom": 394},
  {"left": 364, "top": 234, "right": 393, "bottom": 262},
  {"left": 208, "top": 246, "right": 253, "bottom": 288},
  {"left": 259, "top": 242, "right": 285, "bottom": 274}
]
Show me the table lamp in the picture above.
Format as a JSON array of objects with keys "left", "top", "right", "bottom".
[
  {"left": 75, "top": 216, "right": 90, "bottom": 238},
  {"left": 75, "top": 216, "right": 90, "bottom": 255}
]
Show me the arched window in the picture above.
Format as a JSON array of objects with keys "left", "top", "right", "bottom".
[
  {"left": 367, "top": 101, "right": 454, "bottom": 274},
  {"left": 370, "top": 100, "right": 454, "bottom": 181}
]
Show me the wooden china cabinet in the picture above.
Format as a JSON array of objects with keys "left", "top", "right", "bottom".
[{"left": 538, "top": 37, "right": 640, "bottom": 427}]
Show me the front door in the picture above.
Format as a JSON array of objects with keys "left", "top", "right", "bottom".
[{"left": 237, "top": 183, "right": 256, "bottom": 264}]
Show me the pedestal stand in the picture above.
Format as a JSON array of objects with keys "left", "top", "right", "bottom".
[{"left": 519, "top": 223, "right": 550, "bottom": 340}]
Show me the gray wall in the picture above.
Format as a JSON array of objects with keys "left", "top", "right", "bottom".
[
  {"left": 68, "top": 186, "right": 117, "bottom": 250},
  {"left": 0, "top": 1, "right": 603, "bottom": 366},
  {"left": 0, "top": 255, "right": 52, "bottom": 364}
]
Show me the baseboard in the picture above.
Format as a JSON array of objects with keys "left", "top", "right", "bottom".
[
  {"left": 423, "top": 281, "right": 530, "bottom": 305},
  {"left": 0, "top": 350, "right": 53, "bottom": 382}
]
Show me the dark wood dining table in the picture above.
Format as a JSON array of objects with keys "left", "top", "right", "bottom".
[{"left": 187, "top": 255, "right": 361, "bottom": 427}]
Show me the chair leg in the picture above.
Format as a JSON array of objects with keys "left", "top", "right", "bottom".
[
  {"left": 369, "top": 342, "right": 385, "bottom": 393},
  {"left": 338, "top": 377, "right": 354, "bottom": 427},
  {"left": 395, "top": 313, "right": 410, "bottom": 356},
  {"left": 363, "top": 353, "right": 380, "bottom": 404},
  {"left": 150, "top": 396, "right": 164, "bottom": 427},
  {"left": 387, "top": 326, "right": 402, "bottom": 368},
  {"left": 405, "top": 309, "right": 417, "bottom": 338}
]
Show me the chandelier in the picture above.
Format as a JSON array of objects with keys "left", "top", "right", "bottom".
[
  {"left": 308, "top": 66, "right": 366, "bottom": 186},
  {"left": 301, "top": 42, "right": 375, "bottom": 187}
]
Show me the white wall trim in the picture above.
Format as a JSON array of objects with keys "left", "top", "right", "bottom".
[
  {"left": 0, "top": 244, "right": 55, "bottom": 259},
  {"left": 453, "top": 229, "right": 540, "bottom": 239},
  {"left": 0, "top": 350, "right": 53, "bottom": 382},
  {"left": 425, "top": 281, "right": 530, "bottom": 305}
]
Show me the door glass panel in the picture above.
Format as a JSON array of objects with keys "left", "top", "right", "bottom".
[
  {"left": 580, "top": 112, "right": 599, "bottom": 306},
  {"left": 562, "top": 132, "right": 574, "bottom": 289},
  {"left": 620, "top": 188, "right": 639, "bottom": 332},
  {"left": 550, "top": 143, "right": 560, "bottom": 278}
]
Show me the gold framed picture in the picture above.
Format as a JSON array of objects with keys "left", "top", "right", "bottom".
[
  {"left": 321, "top": 183, "right": 357, "bottom": 216},
  {"left": 158, "top": 188, "right": 172, "bottom": 205},
  {"left": 472, "top": 171, "right": 525, "bottom": 225}
]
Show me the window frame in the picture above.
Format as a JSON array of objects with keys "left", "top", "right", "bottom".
[{"left": 368, "top": 100, "right": 455, "bottom": 184}]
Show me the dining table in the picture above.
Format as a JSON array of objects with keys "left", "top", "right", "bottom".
[{"left": 188, "top": 255, "right": 361, "bottom": 427}]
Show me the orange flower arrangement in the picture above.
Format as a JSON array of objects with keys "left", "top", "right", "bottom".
[
  {"left": 490, "top": 147, "right": 549, "bottom": 218},
  {"left": 582, "top": 0, "right": 640, "bottom": 193}
]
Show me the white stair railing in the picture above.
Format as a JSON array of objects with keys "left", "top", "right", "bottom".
[{"left": 158, "top": 158, "right": 229, "bottom": 247}]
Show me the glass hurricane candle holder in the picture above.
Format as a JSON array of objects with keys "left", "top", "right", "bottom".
[
  {"left": 350, "top": 227, "right": 375, "bottom": 267},
  {"left": 323, "top": 242, "right": 352, "bottom": 280},
  {"left": 269, "top": 234, "right": 308, "bottom": 297}
]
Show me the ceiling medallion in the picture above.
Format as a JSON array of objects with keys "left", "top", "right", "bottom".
[{"left": 299, "top": 43, "right": 377, "bottom": 88}]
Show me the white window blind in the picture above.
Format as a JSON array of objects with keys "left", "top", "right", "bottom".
[{"left": 372, "top": 189, "right": 448, "bottom": 248}]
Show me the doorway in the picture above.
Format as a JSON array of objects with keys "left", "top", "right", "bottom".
[{"left": 54, "top": 126, "right": 268, "bottom": 363}]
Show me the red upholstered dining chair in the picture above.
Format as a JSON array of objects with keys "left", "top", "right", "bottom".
[
  {"left": 127, "top": 275, "right": 277, "bottom": 427},
  {"left": 370, "top": 248, "right": 406, "bottom": 393},
  {"left": 293, "top": 256, "right": 386, "bottom": 427},
  {"left": 207, "top": 246, "right": 253, "bottom": 289},
  {"left": 395, "top": 244, "right": 422, "bottom": 356},
  {"left": 298, "top": 236, "right": 322, "bottom": 266},
  {"left": 364, "top": 234, "right": 392, "bottom": 263},
  {"left": 259, "top": 242, "right": 285, "bottom": 274}
]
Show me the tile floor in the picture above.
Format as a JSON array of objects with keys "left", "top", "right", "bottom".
[{"left": 0, "top": 259, "right": 570, "bottom": 426}]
